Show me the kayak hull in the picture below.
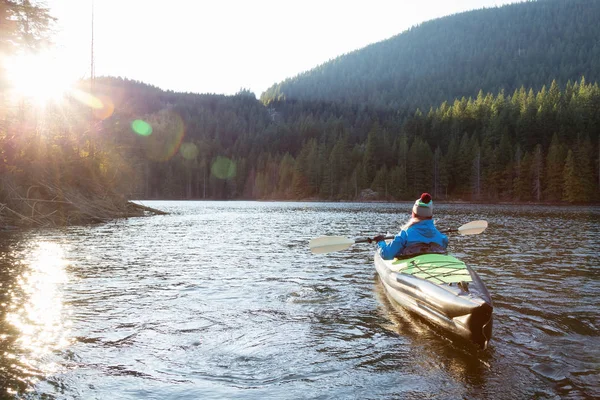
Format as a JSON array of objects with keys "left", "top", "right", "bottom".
[{"left": 374, "top": 252, "right": 493, "bottom": 349}]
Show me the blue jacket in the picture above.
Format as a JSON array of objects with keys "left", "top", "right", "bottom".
[{"left": 377, "top": 219, "right": 448, "bottom": 260}]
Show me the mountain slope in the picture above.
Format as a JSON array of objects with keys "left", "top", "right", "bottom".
[{"left": 261, "top": 0, "right": 600, "bottom": 110}]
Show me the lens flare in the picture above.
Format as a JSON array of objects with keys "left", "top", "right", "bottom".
[
  {"left": 69, "top": 88, "right": 104, "bottom": 109},
  {"left": 132, "top": 120, "right": 153, "bottom": 136},
  {"left": 142, "top": 110, "right": 185, "bottom": 161},
  {"left": 180, "top": 142, "right": 199, "bottom": 160},
  {"left": 211, "top": 156, "right": 236, "bottom": 179},
  {"left": 92, "top": 95, "right": 115, "bottom": 120}
]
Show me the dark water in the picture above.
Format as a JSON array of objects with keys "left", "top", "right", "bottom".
[{"left": 0, "top": 201, "right": 598, "bottom": 399}]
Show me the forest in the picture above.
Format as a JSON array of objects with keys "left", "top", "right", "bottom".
[
  {"left": 1, "top": 0, "right": 599, "bottom": 230},
  {"left": 92, "top": 76, "right": 599, "bottom": 203}
]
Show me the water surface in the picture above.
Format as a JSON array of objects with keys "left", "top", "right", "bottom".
[{"left": 1, "top": 201, "right": 598, "bottom": 399}]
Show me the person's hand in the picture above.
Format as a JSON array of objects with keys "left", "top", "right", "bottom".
[{"left": 370, "top": 235, "right": 385, "bottom": 243}]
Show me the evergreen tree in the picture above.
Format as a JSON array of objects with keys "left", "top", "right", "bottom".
[
  {"left": 514, "top": 151, "right": 532, "bottom": 201},
  {"left": 396, "top": 132, "right": 409, "bottom": 194},
  {"left": 328, "top": 136, "right": 349, "bottom": 199},
  {"left": 363, "top": 128, "right": 380, "bottom": 184},
  {"left": 352, "top": 163, "right": 368, "bottom": 199},
  {"left": 277, "top": 154, "right": 296, "bottom": 199},
  {"left": 0, "top": 0, "right": 54, "bottom": 55},
  {"left": 531, "top": 144, "right": 544, "bottom": 201},
  {"left": 445, "top": 135, "right": 460, "bottom": 193},
  {"left": 407, "top": 138, "right": 433, "bottom": 195},
  {"left": 292, "top": 140, "right": 315, "bottom": 198},
  {"left": 388, "top": 165, "right": 407, "bottom": 199},
  {"left": 471, "top": 143, "right": 481, "bottom": 200},
  {"left": 371, "top": 165, "right": 388, "bottom": 199},
  {"left": 574, "top": 135, "right": 596, "bottom": 202},
  {"left": 455, "top": 133, "right": 473, "bottom": 195},
  {"left": 544, "top": 133, "right": 566, "bottom": 201},
  {"left": 562, "top": 149, "right": 581, "bottom": 202},
  {"left": 497, "top": 133, "right": 513, "bottom": 198},
  {"left": 433, "top": 147, "right": 443, "bottom": 199}
]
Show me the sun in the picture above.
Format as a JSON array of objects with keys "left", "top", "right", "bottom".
[{"left": 4, "top": 52, "right": 77, "bottom": 105}]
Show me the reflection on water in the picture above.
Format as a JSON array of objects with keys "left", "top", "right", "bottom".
[
  {"left": 0, "top": 202, "right": 598, "bottom": 399},
  {"left": 0, "top": 239, "right": 71, "bottom": 395}
]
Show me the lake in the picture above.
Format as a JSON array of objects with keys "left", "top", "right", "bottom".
[{"left": 1, "top": 201, "right": 598, "bottom": 399}]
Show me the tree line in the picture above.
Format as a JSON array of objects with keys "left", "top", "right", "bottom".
[
  {"left": 94, "top": 77, "right": 599, "bottom": 204},
  {"left": 254, "top": 78, "right": 600, "bottom": 203}
]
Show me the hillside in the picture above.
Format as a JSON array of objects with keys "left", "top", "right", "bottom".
[{"left": 261, "top": 0, "right": 600, "bottom": 111}]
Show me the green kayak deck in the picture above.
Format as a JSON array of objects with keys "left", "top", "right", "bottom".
[{"left": 389, "top": 254, "right": 472, "bottom": 284}]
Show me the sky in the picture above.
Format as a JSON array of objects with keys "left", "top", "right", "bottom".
[{"left": 46, "top": 0, "right": 524, "bottom": 97}]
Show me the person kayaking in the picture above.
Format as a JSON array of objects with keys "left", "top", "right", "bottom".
[{"left": 370, "top": 193, "right": 448, "bottom": 260}]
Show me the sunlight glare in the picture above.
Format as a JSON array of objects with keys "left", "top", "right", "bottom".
[
  {"left": 5, "top": 53, "right": 76, "bottom": 104},
  {"left": 5, "top": 241, "right": 72, "bottom": 383}
]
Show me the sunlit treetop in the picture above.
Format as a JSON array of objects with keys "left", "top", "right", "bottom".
[
  {"left": 1, "top": 0, "right": 56, "bottom": 95},
  {"left": 0, "top": 0, "right": 55, "bottom": 55}
]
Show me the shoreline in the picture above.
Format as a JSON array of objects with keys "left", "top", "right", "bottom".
[{"left": 132, "top": 198, "right": 600, "bottom": 207}]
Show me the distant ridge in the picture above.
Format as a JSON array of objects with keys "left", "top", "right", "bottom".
[{"left": 261, "top": 0, "right": 600, "bottom": 110}]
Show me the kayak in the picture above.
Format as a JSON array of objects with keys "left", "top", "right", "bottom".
[{"left": 374, "top": 251, "right": 493, "bottom": 349}]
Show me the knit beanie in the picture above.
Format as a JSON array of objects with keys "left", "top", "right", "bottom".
[{"left": 412, "top": 193, "right": 433, "bottom": 218}]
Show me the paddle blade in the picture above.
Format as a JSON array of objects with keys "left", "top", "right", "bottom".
[
  {"left": 458, "top": 220, "right": 488, "bottom": 235},
  {"left": 309, "top": 236, "right": 355, "bottom": 254}
]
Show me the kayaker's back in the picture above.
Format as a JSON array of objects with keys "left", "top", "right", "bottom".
[
  {"left": 379, "top": 220, "right": 448, "bottom": 260},
  {"left": 403, "top": 220, "right": 448, "bottom": 252}
]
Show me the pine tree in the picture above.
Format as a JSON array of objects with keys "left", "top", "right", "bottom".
[
  {"left": 407, "top": 138, "right": 433, "bottom": 195},
  {"left": 574, "top": 135, "right": 596, "bottom": 202},
  {"left": 597, "top": 134, "right": 600, "bottom": 197},
  {"left": 497, "top": 133, "right": 513, "bottom": 198},
  {"left": 455, "top": 133, "right": 473, "bottom": 195},
  {"left": 531, "top": 145, "right": 544, "bottom": 202},
  {"left": 396, "top": 132, "right": 409, "bottom": 194},
  {"left": 563, "top": 149, "right": 581, "bottom": 202},
  {"left": 277, "top": 154, "right": 296, "bottom": 199},
  {"left": 514, "top": 151, "right": 532, "bottom": 201},
  {"left": 306, "top": 139, "right": 320, "bottom": 193},
  {"left": 326, "top": 136, "right": 347, "bottom": 199},
  {"left": 388, "top": 165, "right": 407, "bottom": 199},
  {"left": 469, "top": 136, "right": 481, "bottom": 200},
  {"left": 363, "top": 129, "right": 379, "bottom": 185},
  {"left": 544, "top": 133, "right": 566, "bottom": 201},
  {"left": 0, "top": 0, "right": 55, "bottom": 55},
  {"left": 371, "top": 165, "right": 388, "bottom": 199},
  {"left": 433, "top": 147, "right": 443, "bottom": 199},
  {"left": 445, "top": 134, "right": 460, "bottom": 194},
  {"left": 292, "top": 140, "right": 315, "bottom": 198},
  {"left": 352, "top": 163, "right": 368, "bottom": 199}
]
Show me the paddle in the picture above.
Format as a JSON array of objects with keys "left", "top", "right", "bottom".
[
  {"left": 308, "top": 220, "right": 488, "bottom": 254},
  {"left": 443, "top": 220, "right": 488, "bottom": 236}
]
